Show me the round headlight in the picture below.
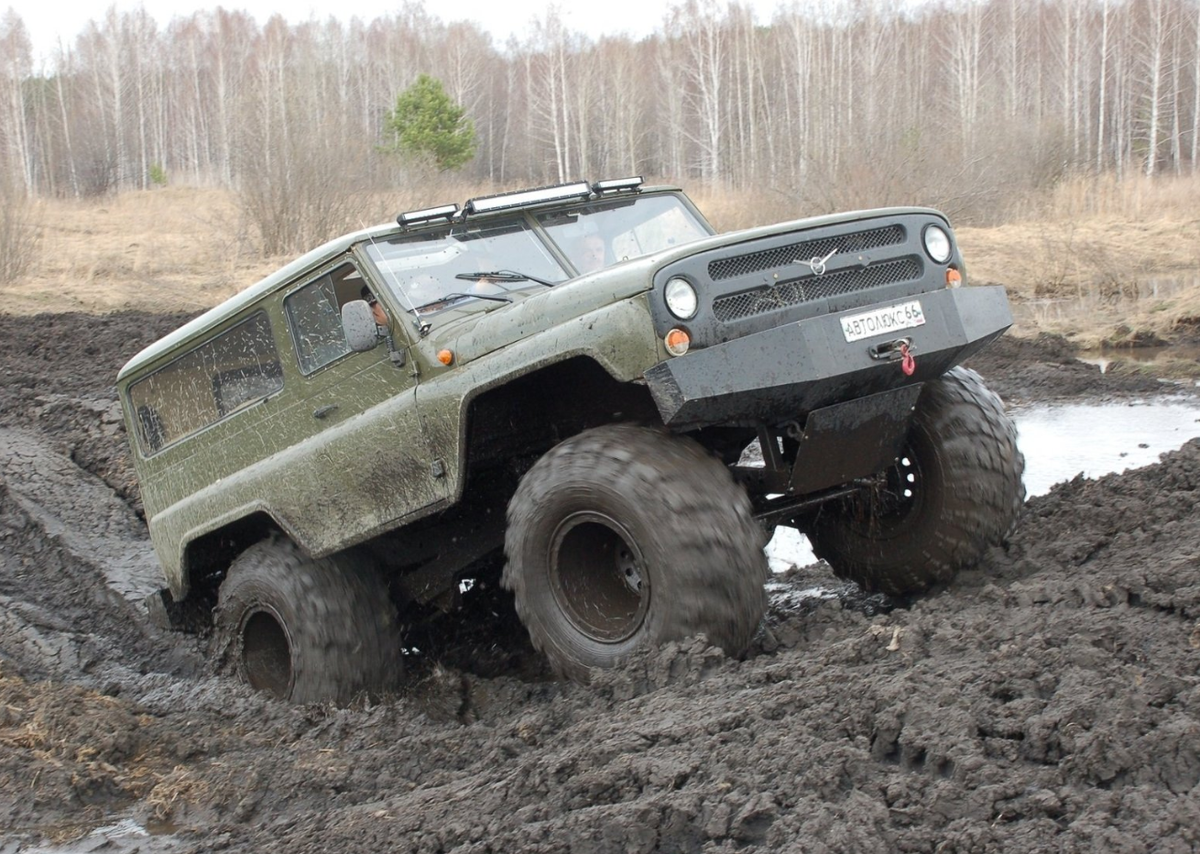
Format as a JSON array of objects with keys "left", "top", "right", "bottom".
[
  {"left": 924, "top": 225, "right": 952, "bottom": 264},
  {"left": 664, "top": 277, "right": 698, "bottom": 320}
]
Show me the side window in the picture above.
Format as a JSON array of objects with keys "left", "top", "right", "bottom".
[
  {"left": 129, "top": 311, "right": 283, "bottom": 454},
  {"left": 285, "top": 270, "right": 352, "bottom": 374}
]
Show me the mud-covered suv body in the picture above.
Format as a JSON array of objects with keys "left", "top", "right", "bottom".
[{"left": 119, "top": 179, "right": 1023, "bottom": 701}]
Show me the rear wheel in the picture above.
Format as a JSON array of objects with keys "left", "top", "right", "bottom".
[
  {"left": 810, "top": 367, "right": 1024, "bottom": 596},
  {"left": 503, "top": 425, "right": 768, "bottom": 682},
  {"left": 213, "top": 536, "right": 402, "bottom": 703}
]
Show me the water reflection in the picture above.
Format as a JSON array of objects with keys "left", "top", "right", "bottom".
[
  {"left": 1012, "top": 397, "right": 1200, "bottom": 496},
  {"left": 767, "top": 395, "right": 1200, "bottom": 570},
  {"left": 1078, "top": 345, "right": 1200, "bottom": 371}
]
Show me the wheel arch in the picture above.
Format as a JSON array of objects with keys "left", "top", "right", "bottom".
[
  {"left": 457, "top": 355, "right": 662, "bottom": 498},
  {"left": 175, "top": 510, "right": 287, "bottom": 602}
]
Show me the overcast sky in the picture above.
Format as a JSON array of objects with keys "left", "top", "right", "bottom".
[{"left": 6, "top": 0, "right": 791, "bottom": 62}]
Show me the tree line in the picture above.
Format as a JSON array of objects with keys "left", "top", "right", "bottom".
[{"left": 0, "top": 0, "right": 1197, "bottom": 224}]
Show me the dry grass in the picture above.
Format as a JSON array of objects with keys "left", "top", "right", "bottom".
[
  {"left": 1015, "top": 173, "right": 1200, "bottom": 222},
  {"left": 0, "top": 186, "right": 41, "bottom": 284},
  {"left": 143, "top": 764, "right": 212, "bottom": 823},
  {"left": 0, "top": 666, "right": 205, "bottom": 840},
  {"left": 684, "top": 184, "right": 764, "bottom": 233},
  {"left": 958, "top": 218, "right": 1200, "bottom": 294},
  {"left": 958, "top": 176, "right": 1200, "bottom": 344},
  {"left": 0, "top": 179, "right": 517, "bottom": 315},
  {"left": 0, "top": 187, "right": 275, "bottom": 314},
  {"left": 1, "top": 179, "right": 1197, "bottom": 346}
]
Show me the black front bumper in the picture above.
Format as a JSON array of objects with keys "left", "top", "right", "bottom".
[{"left": 644, "top": 285, "right": 1011, "bottom": 430}]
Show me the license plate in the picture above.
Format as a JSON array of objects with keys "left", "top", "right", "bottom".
[{"left": 840, "top": 300, "right": 926, "bottom": 343}]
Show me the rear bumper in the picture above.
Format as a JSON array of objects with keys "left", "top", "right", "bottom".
[{"left": 644, "top": 285, "right": 1011, "bottom": 430}]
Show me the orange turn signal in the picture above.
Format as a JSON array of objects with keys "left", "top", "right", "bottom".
[
  {"left": 437, "top": 349, "right": 454, "bottom": 365},
  {"left": 665, "top": 328, "right": 690, "bottom": 357},
  {"left": 946, "top": 267, "right": 962, "bottom": 288}
]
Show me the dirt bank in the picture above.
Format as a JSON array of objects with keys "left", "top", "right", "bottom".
[
  {"left": 1, "top": 312, "right": 1198, "bottom": 852},
  {"left": 965, "top": 332, "right": 1171, "bottom": 404}
]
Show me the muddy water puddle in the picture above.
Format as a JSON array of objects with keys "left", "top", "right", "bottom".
[
  {"left": 23, "top": 817, "right": 174, "bottom": 854},
  {"left": 1078, "top": 345, "right": 1200, "bottom": 371},
  {"left": 767, "top": 395, "right": 1200, "bottom": 571},
  {"left": 1014, "top": 396, "right": 1200, "bottom": 495}
]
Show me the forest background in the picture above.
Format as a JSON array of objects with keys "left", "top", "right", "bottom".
[{"left": 0, "top": 0, "right": 1197, "bottom": 348}]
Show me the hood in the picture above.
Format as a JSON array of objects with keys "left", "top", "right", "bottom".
[{"left": 427, "top": 257, "right": 659, "bottom": 364}]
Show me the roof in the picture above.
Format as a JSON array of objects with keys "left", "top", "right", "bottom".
[
  {"left": 116, "top": 182, "right": 678, "bottom": 383},
  {"left": 116, "top": 221, "right": 398, "bottom": 383}
]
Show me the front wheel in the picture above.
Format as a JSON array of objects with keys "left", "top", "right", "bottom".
[
  {"left": 810, "top": 367, "right": 1025, "bottom": 597},
  {"left": 213, "top": 536, "right": 402, "bottom": 704},
  {"left": 503, "top": 425, "right": 768, "bottom": 682}
]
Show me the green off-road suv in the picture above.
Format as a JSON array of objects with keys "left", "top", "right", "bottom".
[{"left": 119, "top": 178, "right": 1024, "bottom": 702}]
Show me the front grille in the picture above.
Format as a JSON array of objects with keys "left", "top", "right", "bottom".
[
  {"left": 712, "top": 257, "right": 922, "bottom": 322},
  {"left": 708, "top": 224, "right": 905, "bottom": 281}
]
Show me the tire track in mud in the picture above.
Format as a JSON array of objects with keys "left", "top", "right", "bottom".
[
  {"left": 0, "top": 427, "right": 192, "bottom": 686},
  {"left": 0, "top": 427, "right": 160, "bottom": 604}
]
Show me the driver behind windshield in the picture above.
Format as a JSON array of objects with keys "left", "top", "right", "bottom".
[{"left": 573, "top": 234, "right": 607, "bottom": 274}]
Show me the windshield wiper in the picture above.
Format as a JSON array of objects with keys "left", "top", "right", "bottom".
[
  {"left": 416, "top": 291, "right": 513, "bottom": 310},
  {"left": 455, "top": 270, "right": 559, "bottom": 287}
]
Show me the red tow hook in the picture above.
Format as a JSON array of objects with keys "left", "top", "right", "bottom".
[{"left": 867, "top": 337, "right": 917, "bottom": 375}]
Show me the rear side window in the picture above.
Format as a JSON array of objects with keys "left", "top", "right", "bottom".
[{"left": 129, "top": 311, "right": 283, "bottom": 454}]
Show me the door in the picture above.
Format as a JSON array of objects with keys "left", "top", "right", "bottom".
[{"left": 273, "top": 259, "right": 451, "bottom": 553}]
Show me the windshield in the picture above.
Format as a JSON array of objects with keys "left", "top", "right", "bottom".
[
  {"left": 362, "top": 219, "right": 568, "bottom": 312},
  {"left": 537, "top": 194, "right": 711, "bottom": 275}
]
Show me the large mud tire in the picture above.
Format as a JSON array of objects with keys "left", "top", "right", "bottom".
[
  {"left": 810, "top": 367, "right": 1024, "bottom": 597},
  {"left": 503, "top": 424, "right": 768, "bottom": 682},
  {"left": 213, "top": 536, "right": 402, "bottom": 704}
]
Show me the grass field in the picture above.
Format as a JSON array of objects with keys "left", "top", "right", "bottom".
[{"left": 2, "top": 178, "right": 1197, "bottom": 349}]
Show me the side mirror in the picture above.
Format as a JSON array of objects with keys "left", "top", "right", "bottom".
[{"left": 341, "top": 300, "right": 380, "bottom": 352}]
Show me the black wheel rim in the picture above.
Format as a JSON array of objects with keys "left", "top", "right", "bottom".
[
  {"left": 548, "top": 511, "right": 650, "bottom": 644},
  {"left": 239, "top": 606, "right": 294, "bottom": 699},
  {"left": 844, "top": 448, "right": 926, "bottom": 538}
]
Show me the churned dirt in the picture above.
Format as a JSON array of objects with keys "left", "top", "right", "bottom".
[{"left": 2, "top": 313, "right": 1199, "bottom": 853}]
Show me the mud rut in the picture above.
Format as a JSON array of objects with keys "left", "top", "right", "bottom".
[{"left": 1, "top": 314, "right": 1198, "bottom": 853}]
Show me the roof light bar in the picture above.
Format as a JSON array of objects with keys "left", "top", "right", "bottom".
[
  {"left": 592, "top": 176, "right": 643, "bottom": 194},
  {"left": 465, "top": 181, "right": 592, "bottom": 216},
  {"left": 397, "top": 204, "right": 459, "bottom": 229}
]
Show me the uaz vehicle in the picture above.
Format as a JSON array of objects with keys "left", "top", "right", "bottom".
[{"left": 118, "top": 178, "right": 1024, "bottom": 702}]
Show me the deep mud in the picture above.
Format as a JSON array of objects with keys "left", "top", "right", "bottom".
[{"left": 2, "top": 314, "right": 1199, "bottom": 852}]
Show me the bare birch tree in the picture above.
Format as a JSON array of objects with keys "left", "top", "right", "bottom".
[
  {"left": 0, "top": 0, "right": 1198, "bottom": 217},
  {"left": 0, "top": 11, "right": 33, "bottom": 193}
]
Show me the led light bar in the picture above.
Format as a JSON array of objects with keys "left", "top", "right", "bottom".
[
  {"left": 397, "top": 204, "right": 459, "bottom": 228},
  {"left": 592, "top": 176, "right": 643, "bottom": 194},
  {"left": 465, "top": 181, "right": 592, "bottom": 215}
]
